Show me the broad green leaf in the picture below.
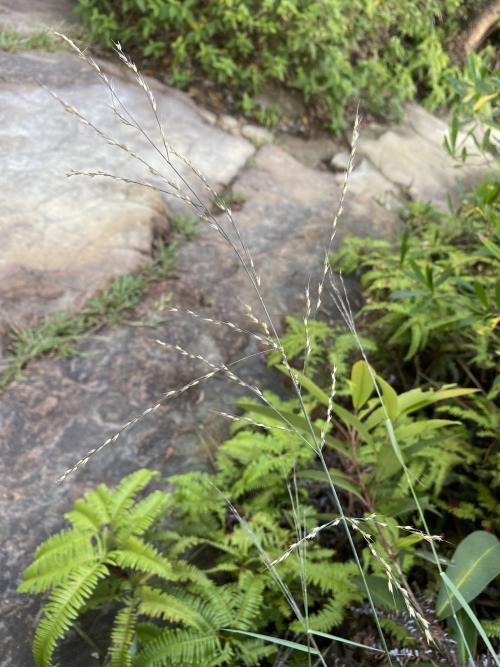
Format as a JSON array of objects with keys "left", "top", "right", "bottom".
[
  {"left": 396, "top": 386, "right": 477, "bottom": 417},
  {"left": 351, "top": 361, "right": 375, "bottom": 409},
  {"left": 376, "top": 374, "right": 399, "bottom": 421},
  {"left": 436, "top": 531, "right": 500, "bottom": 619},
  {"left": 448, "top": 608, "right": 477, "bottom": 666},
  {"left": 414, "top": 549, "right": 449, "bottom": 567},
  {"left": 385, "top": 419, "right": 404, "bottom": 466},
  {"left": 331, "top": 403, "right": 374, "bottom": 445},
  {"left": 274, "top": 365, "right": 329, "bottom": 405},
  {"left": 223, "top": 629, "right": 319, "bottom": 654},
  {"left": 375, "top": 440, "right": 402, "bottom": 481}
]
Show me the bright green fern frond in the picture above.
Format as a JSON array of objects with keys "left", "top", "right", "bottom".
[
  {"left": 33, "top": 561, "right": 109, "bottom": 667},
  {"left": 136, "top": 622, "right": 162, "bottom": 644},
  {"left": 33, "top": 529, "right": 92, "bottom": 561},
  {"left": 133, "top": 627, "right": 220, "bottom": 667},
  {"left": 138, "top": 586, "right": 208, "bottom": 629},
  {"left": 110, "top": 469, "right": 159, "bottom": 524},
  {"left": 19, "top": 540, "right": 99, "bottom": 594},
  {"left": 65, "top": 484, "right": 111, "bottom": 530},
  {"left": 109, "top": 598, "right": 138, "bottom": 667},
  {"left": 232, "top": 638, "right": 276, "bottom": 666},
  {"left": 118, "top": 490, "right": 171, "bottom": 540},
  {"left": 232, "top": 572, "right": 264, "bottom": 630},
  {"left": 108, "top": 536, "right": 174, "bottom": 580}
]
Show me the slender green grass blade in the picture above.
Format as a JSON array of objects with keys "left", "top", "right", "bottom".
[
  {"left": 308, "top": 630, "right": 384, "bottom": 653},
  {"left": 223, "top": 629, "right": 319, "bottom": 654}
]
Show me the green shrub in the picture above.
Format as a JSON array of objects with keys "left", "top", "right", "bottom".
[
  {"left": 445, "top": 49, "right": 500, "bottom": 163},
  {"left": 76, "top": 0, "right": 469, "bottom": 132},
  {"left": 332, "top": 177, "right": 500, "bottom": 532}
]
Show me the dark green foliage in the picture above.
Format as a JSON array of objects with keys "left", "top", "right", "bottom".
[
  {"left": 332, "top": 177, "right": 500, "bottom": 532},
  {"left": 76, "top": 0, "right": 471, "bottom": 132},
  {"left": 444, "top": 50, "right": 499, "bottom": 163}
]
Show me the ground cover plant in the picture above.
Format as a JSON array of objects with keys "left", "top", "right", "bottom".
[
  {"left": 75, "top": 0, "right": 487, "bottom": 132},
  {"left": 19, "top": 35, "right": 500, "bottom": 666}
]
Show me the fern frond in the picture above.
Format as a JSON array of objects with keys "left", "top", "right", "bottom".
[
  {"left": 19, "top": 541, "right": 99, "bottom": 593},
  {"left": 65, "top": 485, "right": 111, "bottom": 530},
  {"left": 109, "top": 598, "right": 138, "bottom": 667},
  {"left": 232, "top": 572, "right": 264, "bottom": 630},
  {"left": 33, "top": 529, "right": 92, "bottom": 561},
  {"left": 118, "top": 491, "right": 171, "bottom": 540},
  {"left": 481, "top": 618, "right": 500, "bottom": 639},
  {"left": 232, "top": 638, "right": 276, "bottom": 666},
  {"left": 110, "top": 469, "right": 159, "bottom": 523},
  {"left": 138, "top": 586, "right": 208, "bottom": 629},
  {"left": 133, "top": 627, "right": 220, "bottom": 667},
  {"left": 33, "top": 561, "right": 109, "bottom": 667},
  {"left": 108, "top": 536, "right": 174, "bottom": 580},
  {"left": 136, "top": 622, "right": 162, "bottom": 644}
]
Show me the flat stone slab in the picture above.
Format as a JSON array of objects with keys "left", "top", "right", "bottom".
[
  {"left": 176, "top": 145, "right": 400, "bottom": 322},
  {"left": 0, "top": 50, "right": 254, "bottom": 335},
  {"left": 0, "top": 0, "right": 77, "bottom": 33}
]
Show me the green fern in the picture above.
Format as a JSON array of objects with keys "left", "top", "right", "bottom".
[
  {"left": 108, "top": 535, "right": 175, "bottom": 580},
  {"left": 33, "top": 561, "right": 109, "bottom": 667},
  {"left": 109, "top": 469, "right": 159, "bottom": 522},
  {"left": 138, "top": 586, "right": 209, "bottom": 629},
  {"left": 132, "top": 627, "right": 221, "bottom": 667},
  {"left": 109, "top": 599, "right": 138, "bottom": 667},
  {"left": 481, "top": 618, "right": 500, "bottom": 639}
]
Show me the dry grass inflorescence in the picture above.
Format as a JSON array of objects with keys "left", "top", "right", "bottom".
[{"left": 33, "top": 33, "right": 495, "bottom": 666}]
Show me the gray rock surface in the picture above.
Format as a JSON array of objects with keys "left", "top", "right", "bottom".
[
  {"left": 0, "top": 50, "right": 254, "bottom": 332},
  {"left": 241, "top": 123, "right": 274, "bottom": 146},
  {"left": 0, "top": 0, "right": 77, "bottom": 33},
  {"left": 357, "top": 103, "right": 492, "bottom": 210}
]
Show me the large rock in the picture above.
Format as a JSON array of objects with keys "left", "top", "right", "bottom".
[
  {"left": 176, "top": 145, "right": 401, "bottom": 322},
  {"left": 0, "top": 50, "right": 254, "bottom": 333},
  {"left": 357, "top": 103, "right": 493, "bottom": 210}
]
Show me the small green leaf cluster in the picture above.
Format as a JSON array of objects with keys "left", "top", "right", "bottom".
[{"left": 75, "top": 0, "right": 469, "bottom": 132}]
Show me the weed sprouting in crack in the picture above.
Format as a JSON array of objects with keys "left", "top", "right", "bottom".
[{"left": 41, "top": 34, "right": 486, "bottom": 665}]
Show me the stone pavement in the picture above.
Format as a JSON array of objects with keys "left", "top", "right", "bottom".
[{"left": 0, "top": 3, "right": 495, "bottom": 665}]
